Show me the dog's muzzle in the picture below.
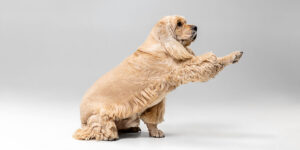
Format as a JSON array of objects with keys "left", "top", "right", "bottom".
[{"left": 192, "top": 32, "right": 197, "bottom": 41}]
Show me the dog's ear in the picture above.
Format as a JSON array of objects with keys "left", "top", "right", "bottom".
[
  {"left": 154, "top": 19, "right": 193, "bottom": 61},
  {"left": 164, "top": 38, "right": 194, "bottom": 60}
]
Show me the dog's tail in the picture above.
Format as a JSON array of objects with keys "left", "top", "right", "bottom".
[
  {"left": 73, "top": 114, "right": 119, "bottom": 141},
  {"left": 73, "top": 127, "right": 93, "bottom": 140},
  {"left": 73, "top": 125, "right": 103, "bottom": 140}
]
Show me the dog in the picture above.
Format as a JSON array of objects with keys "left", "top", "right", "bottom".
[{"left": 73, "top": 15, "right": 243, "bottom": 141}]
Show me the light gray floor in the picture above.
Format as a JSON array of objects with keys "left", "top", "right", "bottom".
[{"left": 1, "top": 89, "right": 299, "bottom": 150}]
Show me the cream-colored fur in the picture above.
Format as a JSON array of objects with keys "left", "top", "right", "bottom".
[{"left": 73, "top": 15, "right": 243, "bottom": 141}]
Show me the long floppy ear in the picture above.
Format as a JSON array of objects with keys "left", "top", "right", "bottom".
[
  {"left": 164, "top": 38, "right": 194, "bottom": 60},
  {"left": 154, "top": 18, "right": 193, "bottom": 61}
]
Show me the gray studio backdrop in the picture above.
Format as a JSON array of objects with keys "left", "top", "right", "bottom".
[
  {"left": 1, "top": 0, "right": 299, "bottom": 100},
  {"left": 1, "top": 0, "right": 300, "bottom": 149}
]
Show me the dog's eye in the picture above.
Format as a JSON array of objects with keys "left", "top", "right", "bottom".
[{"left": 177, "top": 21, "right": 182, "bottom": 27}]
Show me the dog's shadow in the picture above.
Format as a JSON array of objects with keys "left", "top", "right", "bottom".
[
  {"left": 118, "top": 131, "right": 145, "bottom": 139},
  {"left": 119, "top": 122, "right": 274, "bottom": 139},
  {"left": 117, "top": 122, "right": 275, "bottom": 148}
]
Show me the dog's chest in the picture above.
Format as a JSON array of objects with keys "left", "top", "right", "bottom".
[
  {"left": 146, "top": 94, "right": 165, "bottom": 109},
  {"left": 137, "top": 96, "right": 165, "bottom": 116}
]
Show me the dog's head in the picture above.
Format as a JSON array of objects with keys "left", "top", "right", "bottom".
[
  {"left": 160, "top": 15, "right": 197, "bottom": 46},
  {"left": 151, "top": 15, "right": 197, "bottom": 60}
]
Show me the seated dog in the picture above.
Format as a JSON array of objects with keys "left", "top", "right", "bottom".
[{"left": 73, "top": 15, "right": 243, "bottom": 141}]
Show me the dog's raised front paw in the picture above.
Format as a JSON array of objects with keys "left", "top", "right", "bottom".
[{"left": 232, "top": 51, "right": 243, "bottom": 64}]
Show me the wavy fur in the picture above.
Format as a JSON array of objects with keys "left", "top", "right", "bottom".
[{"left": 73, "top": 15, "right": 243, "bottom": 140}]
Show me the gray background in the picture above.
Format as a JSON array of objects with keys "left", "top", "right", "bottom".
[{"left": 0, "top": 0, "right": 299, "bottom": 150}]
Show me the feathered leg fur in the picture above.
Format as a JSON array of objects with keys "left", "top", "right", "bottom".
[
  {"left": 170, "top": 51, "right": 243, "bottom": 85},
  {"left": 141, "top": 98, "right": 166, "bottom": 138},
  {"left": 73, "top": 114, "right": 119, "bottom": 141}
]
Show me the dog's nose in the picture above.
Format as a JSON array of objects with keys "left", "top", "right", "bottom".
[{"left": 191, "top": 25, "right": 197, "bottom": 31}]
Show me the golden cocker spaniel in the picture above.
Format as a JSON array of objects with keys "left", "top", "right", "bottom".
[{"left": 73, "top": 15, "right": 243, "bottom": 141}]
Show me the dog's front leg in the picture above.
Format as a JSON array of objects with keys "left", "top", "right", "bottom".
[
  {"left": 141, "top": 98, "right": 165, "bottom": 138},
  {"left": 217, "top": 51, "right": 243, "bottom": 66},
  {"left": 172, "top": 51, "right": 243, "bottom": 84}
]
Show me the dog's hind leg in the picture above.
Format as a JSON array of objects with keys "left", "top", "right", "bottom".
[
  {"left": 73, "top": 114, "right": 118, "bottom": 141},
  {"left": 116, "top": 114, "right": 141, "bottom": 133}
]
